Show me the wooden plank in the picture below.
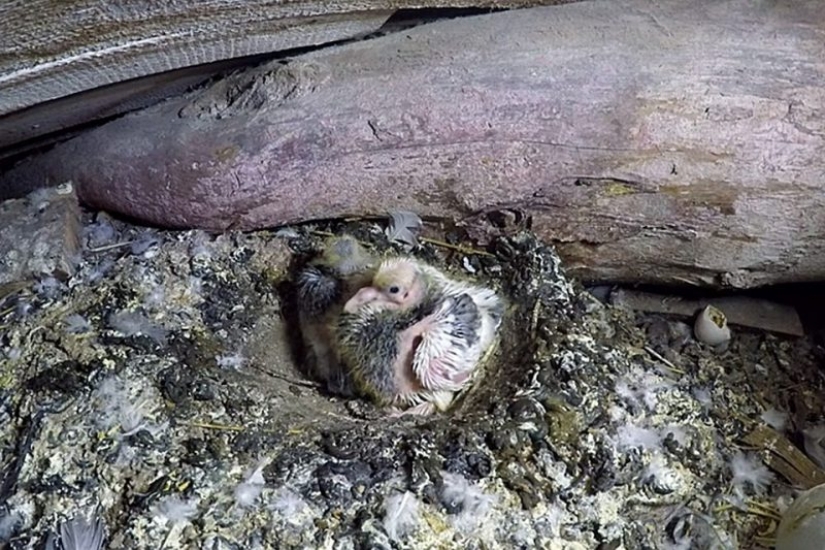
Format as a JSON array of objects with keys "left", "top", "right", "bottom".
[
  {"left": 0, "top": 1, "right": 573, "bottom": 152},
  {"left": 609, "top": 289, "right": 805, "bottom": 337},
  {"left": 742, "top": 425, "right": 825, "bottom": 490}
]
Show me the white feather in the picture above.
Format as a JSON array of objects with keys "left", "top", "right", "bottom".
[
  {"left": 412, "top": 300, "right": 472, "bottom": 391},
  {"left": 417, "top": 298, "right": 494, "bottom": 390},
  {"left": 383, "top": 491, "right": 420, "bottom": 540},
  {"left": 408, "top": 261, "right": 503, "bottom": 395},
  {"left": 730, "top": 452, "right": 773, "bottom": 500},
  {"left": 56, "top": 512, "right": 106, "bottom": 550}
]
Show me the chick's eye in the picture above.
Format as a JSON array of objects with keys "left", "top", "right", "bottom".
[{"left": 388, "top": 285, "right": 400, "bottom": 294}]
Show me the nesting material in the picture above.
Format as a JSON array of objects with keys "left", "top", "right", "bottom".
[
  {"left": 1, "top": 211, "right": 823, "bottom": 549},
  {"left": 0, "top": 182, "right": 81, "bottom": 285}
]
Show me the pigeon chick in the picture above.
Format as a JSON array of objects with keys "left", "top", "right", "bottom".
[
  {"left": 296, "top": 235, "right": 376, "bottom": 395},
  {"left": 339, "top": 257, "right": 504, "bottom": 414},
  {"left": 343, "top": 256, "right": 446, "bottom": 314},
  {"left": 338, "top": 292, "right": 484, "bottom": 415},
  {"left": 344, "top": 256, "right": 504, "bottom": 360}
]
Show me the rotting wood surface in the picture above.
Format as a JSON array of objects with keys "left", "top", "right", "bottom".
[
  {"left": 2, "top": 0, "right": 825, "bottom": 289},
  {"left": 0, "top": 1, "right": 570, "bottom": 154}
]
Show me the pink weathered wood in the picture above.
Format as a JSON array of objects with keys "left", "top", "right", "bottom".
[{"left": 3, "top": 0, "right": 825, "bottom": 288}]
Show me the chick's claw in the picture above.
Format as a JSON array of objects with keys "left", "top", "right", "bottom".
[{"left": 388, "top": 401, "right": 437, "bottom": 417}]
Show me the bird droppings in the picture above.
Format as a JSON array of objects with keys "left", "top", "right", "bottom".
[{"left": 1, "top": 211, "right": 824, "bottom": 549}]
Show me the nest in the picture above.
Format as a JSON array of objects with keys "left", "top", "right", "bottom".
[{"left": 0, "top": 213, "right": 821, "bottom": 549}]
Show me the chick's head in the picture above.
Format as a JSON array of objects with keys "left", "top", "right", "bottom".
[
  {"left": 371, "top": 258, "right": 426, "bottom": 309},
  {"left": 318, "top": 235, "right": 375, "bottom": 276}
]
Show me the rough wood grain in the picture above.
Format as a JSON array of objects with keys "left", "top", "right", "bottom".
[
  {"left": 0, "top": 55, "right": 272, "bottom": 160},
  {"left": 2, "top": 0, "right": 825, "bottom": 288},
  {"left": 609, "top": 289, "right": 804, "bottom": 337},
  {"left": 0, "top": 8, "right": 393, "bottom": 155},
  {"left": 0, "top": 1, "right": 568, "bottom": 153},
  {"left": 0, "top": 3, "right": 396, "bottom": 117}
]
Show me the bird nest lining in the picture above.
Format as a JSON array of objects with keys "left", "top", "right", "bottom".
[{"left": 1, "top": 212, "right": 819, "bottom": 548}]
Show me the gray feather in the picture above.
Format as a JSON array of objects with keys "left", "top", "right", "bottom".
[
  {"left": 325, "top": 237, "right": 373, "bottom": 276},
  {"left": 385, "top": 211, "right": 423, "bottom": 248},
  {"left": 296, "top": 265, "right": 341, "bottom": 318},
  {"left": 443, "top": 294, "right": 482, "bottom": 348},
  {"left": 338, "top": 310, "right": 402, "bottom": 401},
  {"left": 337, "top": 304, "right": 429, "bottom": 402}
]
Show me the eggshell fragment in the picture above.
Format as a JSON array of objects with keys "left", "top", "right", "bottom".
[{"left": 693, "top": 305, "right": 731, "bottom": 346}]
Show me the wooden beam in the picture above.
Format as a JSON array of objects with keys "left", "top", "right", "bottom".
[
  {"left": 0, "top": 1, "right": 571, "bottom": 152},
  {"left": 3, "top": 0, "right": 825, "bottom": 289}
]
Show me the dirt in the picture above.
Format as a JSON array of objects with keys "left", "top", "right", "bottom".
[{"left": 0, "top": 208, "right": 823, "bottom": 549}]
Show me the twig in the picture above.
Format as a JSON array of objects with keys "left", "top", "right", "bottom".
[
  {"left": 0, "top": 281, "right": 30, "bottom": 305},
  {"left": 0, "top": 407, "right": 45, "bottom": 503},
  {"left": 644, "top": 346, "right": 686, "bottom": 375},
  {"left": 747, "top": 500, "right": 783, "bottom": 521},
  {"left": 88, "top": 241, "right": 134, "bottom": 253},
  {"left": 420, "top": 237, "right": 494, "bottom": 257},
  {"left": 745, "top": 506, "right": 782, "bottom": 523},
  {"left": 530, "top": 299, "right": 542, "bottom": 339},
  {"left": 670, "top": 275, "right": 704, "bottom": 287},
  {"left": 713, "top": 501, "right": 782, "bottom": 523},
  {"left": 248, "top": 364, "right": 321, "bottom": 389},
  {"left": 184, "top": 421, "right": 245, "bottom": 432}
]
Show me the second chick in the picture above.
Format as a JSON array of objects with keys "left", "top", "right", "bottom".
[{"left": 295, "top": 235, "right": 376, "bottom": 395}]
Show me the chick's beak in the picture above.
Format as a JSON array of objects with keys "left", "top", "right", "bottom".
[{"left": 344, "top": 286, "right": 381, "bottom": 313}]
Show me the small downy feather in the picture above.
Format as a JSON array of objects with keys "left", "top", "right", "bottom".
[
  {"left": 382, "top": 491, "right": 420, "bottom": 541},
  {"left": 761, "top": 407, "right": 788, "bottom": 431},
  {"left": 440, "top": 471, "right": 498, "bottom": 533},
  {"left": 152, "top": 496, "right": 199, "bottom": 525},
  {"left": 730, "top": 452, "right": 773, "bottom": 500},
  {"left": 385, "top": 210, "right": 423, "bottom": 248},
  {"left": 235, "top": 459, "right": 268, "bottom": 508}
]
